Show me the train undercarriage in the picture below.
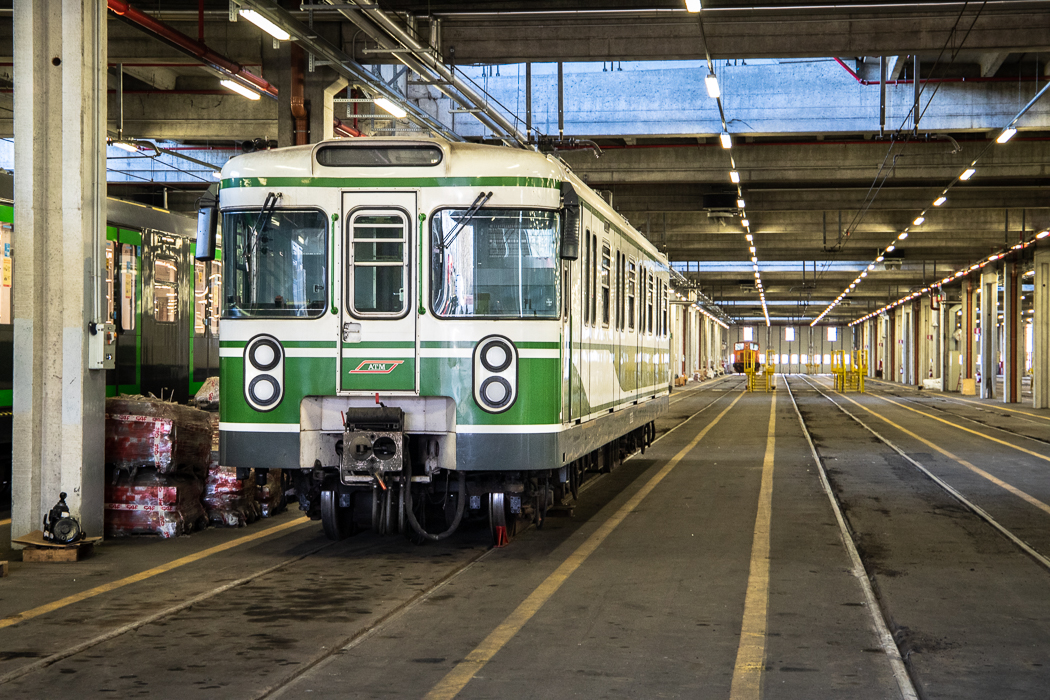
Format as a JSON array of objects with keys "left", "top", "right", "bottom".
[{"left": 289, "top": 410, "right": 657, "bottom": 545}]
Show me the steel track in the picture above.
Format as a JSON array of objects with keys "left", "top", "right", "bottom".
[{"left": 793, "top": 374, "right": 1050, "bottom": 573}]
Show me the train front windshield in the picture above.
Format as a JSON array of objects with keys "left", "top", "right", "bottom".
[
  {"left": 431, "top": 209, "right": 559, "bottom": 318},
  {"left": 222, "top": 209, "right": 328, "bottom": 318}
]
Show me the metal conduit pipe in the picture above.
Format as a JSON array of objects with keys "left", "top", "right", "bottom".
[
  {"left": 338, "top": 0, "right": 529, "bottom": 147},
  {"left": 326, "top": 4, "right": 515, "bottom": 144},
  {"left": 333, "top": 117, "right": 363, "bottom": 138},
  {"left": 290, "top": 43, "right": 308, "bottom": 146},
  {"left": 237, "top": 1, "right": 459, "bottom": 141},
  {"left": 108, "top": 0, "right": 279, "bottom": 100}
]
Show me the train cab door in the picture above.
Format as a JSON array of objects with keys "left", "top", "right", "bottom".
[{"left": 339, "top": 192, "right": 418, "bottom": 395}]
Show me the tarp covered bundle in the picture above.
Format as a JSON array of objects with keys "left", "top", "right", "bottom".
[
  {"left": 104, "top": 396, "right": 213, "bottom": 537},
  {"left": 104, "top": 468, "right": 207, "bottom": 538},
  {"left": 105, "top": 396, "right": 212, "bottom": 477}
]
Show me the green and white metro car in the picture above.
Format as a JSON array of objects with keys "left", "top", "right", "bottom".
[{"left": 202, "top": 137, "right": 671, "bottom": 542}]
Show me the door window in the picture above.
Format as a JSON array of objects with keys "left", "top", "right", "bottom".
[
  {"left": 350, "top": 212, "right": 407, "bottom": 316},
  {"left": 153, "top": 256, "right": 178, "bottom": 323}
]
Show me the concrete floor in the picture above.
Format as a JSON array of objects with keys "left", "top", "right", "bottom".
[{"left": 2, "top": 376, "right": 1050, "bottom": 698}]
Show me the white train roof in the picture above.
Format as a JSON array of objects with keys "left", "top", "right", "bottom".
[{"left": 221, "top": 136, "right": 665, "bottom": 266}]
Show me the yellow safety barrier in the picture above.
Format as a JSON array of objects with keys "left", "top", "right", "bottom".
[
  {"left": 744, "top": 346, "right": 758, "bottom": 392},
  {"left": 832, "top": 349, "right": 868, "bottom": 393}
]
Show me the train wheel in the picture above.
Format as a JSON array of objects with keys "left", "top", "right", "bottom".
[
  {"left": 488, "top": 492, "right": 518, "bottom": 545},
  {"left": 534, "top": 477, "right": 550, "bottom": 530},
  {"left": 320, "top": 478, "right": 353, "bottom": 541}
]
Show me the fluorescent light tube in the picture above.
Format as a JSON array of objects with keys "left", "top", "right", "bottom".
[
  {"left": 705, "top": 74, "right": 720, "bottom": 99},
  {"left": 960, "top": 168, "right": 975, "bottom": 181},
  {"left": 996, "top": 127, "right": 1017, "bottom": 144},
  {"left": 221, "top": 79, "right": 261, "bottom": 100},
  {"left": 913, "top": 216, "right": 924, "bottom": 226},
  {"left": 933, "top": 196, "right": 946, "bottom": 206},
  {"left": 113, "top": 141, "right": 138, "bottom": 153},
  {"left": 374, "top": 97, "right": 407, "bottom": 119},
  {"left": 729, "top": 170, "right": 740, "bottom": 183},
  {"left": 719, "top": 132, "right": 732, "bottom": 149},
  {"left": 239, "top": 9, "right": 291, "bottom": 41}
]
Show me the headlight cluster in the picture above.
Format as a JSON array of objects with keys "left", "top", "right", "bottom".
[
  {"left": 473, "top": 336, "right": 518, "bottom": 413},
  {"left": 244, "top": 334, "right": 284, "bottom": 411}
]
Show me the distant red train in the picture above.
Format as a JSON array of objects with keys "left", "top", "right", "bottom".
[{"left": 733, "top": 341, "right": 762, "bottom": 374}]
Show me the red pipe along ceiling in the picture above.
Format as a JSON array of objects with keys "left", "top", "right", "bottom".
[{"left": 107, "top": 0, "right": 279, "bottom": 100}]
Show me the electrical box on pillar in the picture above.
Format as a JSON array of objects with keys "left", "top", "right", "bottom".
[{"left": 88, "top": 320, "right": 116, "bottom": 370}]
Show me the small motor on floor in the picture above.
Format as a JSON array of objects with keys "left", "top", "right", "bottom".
[{"left": 42, "top": 492, "right": 84, "bottom": 544}]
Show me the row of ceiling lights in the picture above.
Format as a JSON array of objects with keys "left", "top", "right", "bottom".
[
  {"left": 218, "top": 8, "right": 407, "bottom": 120},
  {"left": 675, "top": 290, "right": 730, "bottom": 329},
  {"left": 810, "top": 123, "right": 1030, "bottom": 328},
  {"left": 702, "top": 68, "right": 770, "bottom": 326},
  {"left": 848, "top": 228, "right": 1049, "bottom": 328}
]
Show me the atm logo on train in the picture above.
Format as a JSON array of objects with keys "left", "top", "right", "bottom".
[{"left": 350, "top": 360, "right": 405, "bottom": 375}]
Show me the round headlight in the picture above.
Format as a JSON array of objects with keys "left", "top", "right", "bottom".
[
  {"left": 480, "top": 340, "right": 512, "bottom": 372},
  {"left": 480, "top": 376, "right": 512, "bottom": 408},
  {"left": 248, "top": 375, "right": 280, "bottom": 406},
  {"left": 249, "top": 338, "right": 281, "bottom": 371}
]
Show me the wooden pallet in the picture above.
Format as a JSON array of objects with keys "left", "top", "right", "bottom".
[{"left": 13, "top": 530, "right": 100, "bottom": 563}]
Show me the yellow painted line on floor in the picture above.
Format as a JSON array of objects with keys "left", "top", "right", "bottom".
[
  {"left": 424, "top": 391, "right": 748, "bottom": 700},
  {"left": 0, "top": 516, "right": 312, "bottom": 631},
  {"left": 0, "top": 518, "right": 10, "bottom": 527},
  {"left": 837, "top": 394, "right": 1050, "bottom": 517},
  {"left": 873, "top": 394, "right": 1050, "bottom": 466},
  {"left": 729, "top": 393, "right": 777, "bottom": 700},
  {"left": 868, "top": 377, "right": 1050, "bottom": 421}
]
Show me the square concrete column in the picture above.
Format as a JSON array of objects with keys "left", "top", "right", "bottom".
[
  {"left": 1002, "top": 260, "right": 1023, "bottom": 403},
  {"left": 12, "top": 0, "right": 108, "bottom": 542},
  {"left": 1033, "top": 247, "right": 1050, "bottom": 408},
  {"left": 964, "top": 279, "right": 975, "bottom": 380},
  {"left": 979, "top": 269, "right": 998, "bottom": 398}
]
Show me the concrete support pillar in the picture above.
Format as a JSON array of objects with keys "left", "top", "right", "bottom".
[
  {"left": 964, "top": 279, "right": 975, "bottom": 381},
  {"left": 888, "top": 310, "right": 898, "bottom": 382},
  {"left": 979, "top": 270, "right": 998, "bottom": 398},
  {"left": 1003, "top": 260, "right": 1022, "bottom": 403},
  {"left": 867, "top": 319, "right": 876, "bottom": 377},
  {"left": 902, "top": 306, "right": 914, "bottom": 384},
  {"left": 918, "top": 296, "right": 931, "bottom": 384},
  {"left": 1033, "top": 247, "right": 1050, "bottom": 408},
  {"left": 12, "top": 0, "right": 107, "bottom": 541}
]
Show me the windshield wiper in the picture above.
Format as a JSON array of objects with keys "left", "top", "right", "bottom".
[
  {"left": 246, "top": 191, "right": 281, "bottom": 287},
  {"left": 441, "top": 191, "right": 492, "bottom": 248}
]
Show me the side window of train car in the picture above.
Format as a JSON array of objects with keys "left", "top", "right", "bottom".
[
  {"left": 613, "top": 250, "right": 621, "bottom": 329},
  {"left": 583, "top": 231, "right": 590, "bottom": 326},
  {"left": 627, "top": 258, "right": 636, "bottom": 331},
  {"left": 350, "top": 212, "right": 407, "bottom": 316},
  {"left": 120, "top": 243, "right": 137, "bottom": 331},
  {"left": 647, "top": 271, "right": 655, "bottom": 335},
  {"left": 590, "top": 232, "right": 598, "bottom": 325},
  {"left": 662, "top": 281, "right": 669, "bottom": 337},
  {"left": 600, "top": 243, "right": 611, "bottom": 327},
  {"left": 153, "top": 255, "right": 178, "bottom": 323}
]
